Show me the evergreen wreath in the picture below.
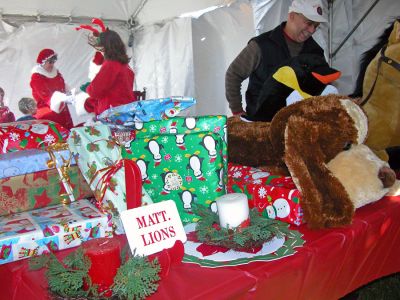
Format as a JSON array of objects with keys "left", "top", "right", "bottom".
[
  {"left": 29, "top": 244, "right": 160, "bottom": 299},
  {"left": 192, "top": 204, "right": 292, "bottom": 251}
]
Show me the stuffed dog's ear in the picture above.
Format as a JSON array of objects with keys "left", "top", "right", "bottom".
[{"left": 284, "top": 116, "right": 355, "bottom": 228}]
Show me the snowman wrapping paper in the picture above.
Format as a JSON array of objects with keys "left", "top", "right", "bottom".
[
  {"left": 0, "top": 120, "right": 69, "bottom": 153},
  {"left": 227, "top": 163, "right": 304, "bottom": 226},
  {"left": 121, "top": 115, "right": 228, "bottom": 224}
]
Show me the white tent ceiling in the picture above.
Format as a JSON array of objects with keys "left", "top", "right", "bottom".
[
  {"left": 0, "top": 0, "right": 232, "bottom": 25},
  {"left": 0, "top": 0, "right": 399, "bottom": 119}
]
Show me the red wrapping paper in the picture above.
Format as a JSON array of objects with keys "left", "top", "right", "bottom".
[{"left": 1, "top": 196, "right": 400, "bottom": 300}]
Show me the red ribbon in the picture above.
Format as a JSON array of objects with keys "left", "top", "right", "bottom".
[{"left": 90, "top": 159, "right": 142, "bottom": 210}]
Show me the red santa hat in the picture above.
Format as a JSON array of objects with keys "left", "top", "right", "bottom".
[{"left": 36, "top": 49, "right": 57, "bottom": 65}]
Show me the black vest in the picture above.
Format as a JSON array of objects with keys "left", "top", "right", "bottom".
[{"left": 246, "top": 22, "right": 325, "bottom": 120}]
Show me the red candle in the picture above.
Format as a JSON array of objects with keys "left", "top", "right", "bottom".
[{"left": 83, "top": 237, "right": 121, "bottom": 297}]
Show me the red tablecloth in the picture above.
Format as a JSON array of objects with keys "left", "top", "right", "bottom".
[{"left": 1, "top": 196, "right": 400, "bottom": 300}]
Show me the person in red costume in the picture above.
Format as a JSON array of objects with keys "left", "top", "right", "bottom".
[
  {"left": 30, "top": 49, "right": 73, "bottom": 129},
  {"left": 0, "top": 87, "right": 16, "bottom": 123},
  {"left": 76, "top": 30, "right": 137, "bottom": 116}
]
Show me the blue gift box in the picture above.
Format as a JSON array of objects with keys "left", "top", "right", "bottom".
[{"left": 0, "top": 148, "right": 76, "bottom": 179}]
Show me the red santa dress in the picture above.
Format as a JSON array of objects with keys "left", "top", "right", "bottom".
[
  {"left": 30, "top": 65, "right": 73, "bottom": 129},
  {"left": 84, "top": 60, "right": 137, "bottom": 115}
]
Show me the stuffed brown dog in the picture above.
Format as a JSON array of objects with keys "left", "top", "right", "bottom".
[{"left": 228, "top": 94, "right": 396, "bottom": 229}]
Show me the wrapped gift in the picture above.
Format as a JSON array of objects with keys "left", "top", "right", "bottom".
[
  {"left": 0, "top": 199, "right": 113, "bottom": 265},
  {"left": 227, "top": 163, "right": 304, "bottom": 226},
  {"left": 121, "top": 115, "right": 228, "bottom": 224},
  {"left": 97, "top": 96, "right": 196, "bottom": 126},
  {"left": 0, "top": 120, "right": 69, "bottom": 153},
  {"left": 0, "top": 148, "right": 76, "bottom": 179},
  {"left": 0, "top": 166, "right": 93, "bottom": 216},
  {"left": 67, "top": 125, "right": 152, "bottom": 232}
]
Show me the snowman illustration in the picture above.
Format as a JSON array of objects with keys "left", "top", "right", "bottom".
[
  {"left": 30, "top": 123, "right": 49, "bottom": 135},
  {"left": 265, "top": 198, "right": 290, "bottom": 219}
]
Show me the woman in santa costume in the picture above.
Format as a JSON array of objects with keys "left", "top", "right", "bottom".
[
  {"left": 30, "top": 49, "right": 73, "bottom": 129},
  {"left": 76, "top": 29, "right": 137, "bottom": 116}
]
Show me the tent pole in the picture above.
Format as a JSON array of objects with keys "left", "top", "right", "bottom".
[
  {"left": 0, "top": 13, "right": 127, "bottom": 27},
  {"left": 328, "top": 0, "right": 333, "bottom": 66},
  {"left": 330, "top": 0, "right": 381, "bottom": 60}
]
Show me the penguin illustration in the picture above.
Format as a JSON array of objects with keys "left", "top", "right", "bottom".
[
  {"left": 201, "top": 135, "right": 217, "bottom": 162},
  {"left": 136, "top": 159, "right": 151, "bottom": 184},
  {"left": 146, "top": 140, "right": 162, "bottom": 166},
  {"left": 179, "top": 190, "right": 197, "bottom": 210},
  {"left": 188, "top": 155, "right": 205, "bottom": 181},
  {"left": 175, "top": 134, "right": 186, "bottom": 150}
]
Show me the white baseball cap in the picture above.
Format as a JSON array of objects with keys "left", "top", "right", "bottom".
[{"left": 289, "top": 0, "right": 327, "bottom": 23}]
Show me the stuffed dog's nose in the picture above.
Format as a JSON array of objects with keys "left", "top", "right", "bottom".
[{"left": 378, "top": 166, "right": 396, "bottom": 188}]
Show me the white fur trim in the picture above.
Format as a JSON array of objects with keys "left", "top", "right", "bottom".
[
  {"left": 50, "top": 91, "right": 67, "bottom": 113},
  {"left": 74, "top": 92, "right": 91, "bottom": 116},
  {"left": 89, "top": 61, "right": 101, "bottom": 81},
  {"left": 31, "top": 65, "right": 58, "bottom": 78},
  {"left": 67, "top": 92, "right": 95, "bottom": 126}
]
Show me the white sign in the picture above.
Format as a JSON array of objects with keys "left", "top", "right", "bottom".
[{"left": 120, "top": 200, "right": 187, "bottom": 256}]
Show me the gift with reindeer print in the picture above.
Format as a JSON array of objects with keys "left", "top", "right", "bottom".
[
  {"left": 120, "top": 115, "right": 228, "bottom": 224},
  {"left": 67, "top": 125, "right": 152, "bottom": 233}
]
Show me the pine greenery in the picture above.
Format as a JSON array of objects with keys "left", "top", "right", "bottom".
[
  {"left": 29, "top": 243, "right": 160, "bottom": 299},
  {"left": 112, "top": 256, "right": 160, "bottom": 300},
  {"left": 192, "top": 204, "right": 292, "bottom": 250}
]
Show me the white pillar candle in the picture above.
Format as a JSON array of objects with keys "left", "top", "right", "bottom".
[{"left": 216, "top": 193, "right": 249, "bottom": 229}]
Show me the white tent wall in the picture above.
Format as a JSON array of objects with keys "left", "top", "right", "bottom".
[
  {"left": 329, "top": 0, "right": 400, "bottom": 95},
  {"left": 191, "top": 1, "right": 254, "bottom": 115},
  {"left": 0, "top": 21, "right": 129, "bottom": 119},
  {"left": 133, "top": 1, "right": 254, "bottom": 116},
  {"left": 0, "top": 0, "right": 399, "bottom": 119},
  {"left": 132, "top": 18, "right": 195, "bottom": 105}
]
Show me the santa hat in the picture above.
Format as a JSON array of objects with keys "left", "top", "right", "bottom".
[{"left": 36, "top": 49, "right": 57, "bottom": 65}]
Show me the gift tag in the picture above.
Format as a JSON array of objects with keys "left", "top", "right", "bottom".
[{"left": 121, "top": 200, "right": 186, "bottom": 256}]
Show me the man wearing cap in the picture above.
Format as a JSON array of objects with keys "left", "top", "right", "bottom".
[
  {"left": 30, "top": 48, "right": 73, "bottom": 129},
  {"left": 225, "top": 0, "right": 328, "bottom": 118}
]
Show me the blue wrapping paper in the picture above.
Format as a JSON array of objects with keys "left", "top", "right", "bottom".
[
  {"left": 0, "top": 149, "right": 76, "bottom": 179},
  {"left": 96, "top": 96, "right": 196, "bottom": 126}
]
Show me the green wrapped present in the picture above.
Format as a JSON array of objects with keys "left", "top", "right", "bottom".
[{"left": 121, "top": 115, "right": 227, "bottom": 224}]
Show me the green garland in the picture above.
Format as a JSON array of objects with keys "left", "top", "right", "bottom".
[
  {"left": 29, "top": 244, "right": 160, "bottom": 299},
  {"left": 192, "top": 204, "right": 292, "bottom": 251}
]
